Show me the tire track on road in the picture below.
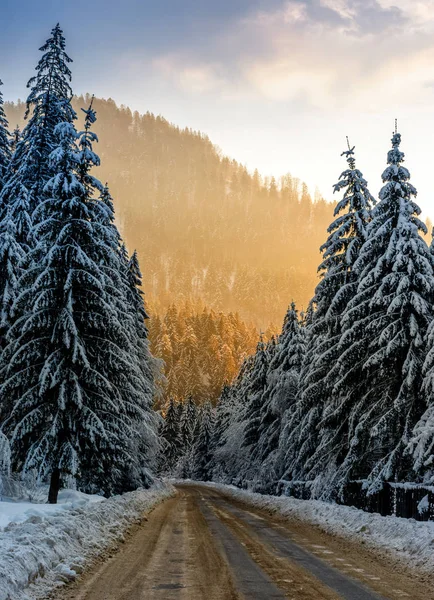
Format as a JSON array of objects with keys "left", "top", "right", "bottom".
[{"left": 202, "top": 493, "right": 383, "bottom": 600}]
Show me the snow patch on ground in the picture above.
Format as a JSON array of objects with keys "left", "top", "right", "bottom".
[
  {"left": 187, "top": 481, "right": 434, "bottom": 573},
  {"left": 0, "top": 481, "right": 175, "bottom": 600},
  {"left": 0, "top": 489, "right": 104, "bottom": 530}
]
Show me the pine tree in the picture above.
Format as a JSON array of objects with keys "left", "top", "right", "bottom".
[
  {"left": 0, "top": 80, "right": 11, "bottom": 192},
  {"left": 192, "top": 402, "right": 215, "bottom": 480},
  {"left": 0, "top": 215, "right": 26, "bottom": 346},
  {"left": 233, "top": 338, "right": 270, "bottom": 485},
  {"left": 330, "top": 130, "right": 434, "bottom": 496},
  {"left": 0, "top": 108, "right": 156, "bottom": 502}
]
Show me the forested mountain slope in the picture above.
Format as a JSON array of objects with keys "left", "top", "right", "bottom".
[{"left": 6, "top": 96, "right": 334, "bottom": 327}]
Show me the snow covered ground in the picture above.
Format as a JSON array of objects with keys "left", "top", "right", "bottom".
[
  {"left": 186, "top": 481, "right": 434, "bottom": 573},
  {"left": 0, "top": 489, "right": 104, "bottom": 530},
  {"left": 0, "top": 481, "right": 175, "bottom": 600}
]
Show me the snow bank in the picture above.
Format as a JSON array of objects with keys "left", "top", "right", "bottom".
[
  {"left": 0, "top": 481, "right": 175, "bottom": 600},
  {"left": 0, "top": 489, "right": 104, "bottom": 530},
  {"left": 191, "top": 481, "right": 434, "bottom": 573}
]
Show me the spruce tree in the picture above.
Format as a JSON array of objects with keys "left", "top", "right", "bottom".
[
  {"left": 178, "top": 396, "right": 199, "bottom": 478},
  {"left": 21, "top": 23, "right": 75, "bottom": 209},
  {"left": 242, "top": 338, "right": 269, "bottom": 451},
  {"left": 0, "top": 26, "right": 76, "bottom": 343},
  {"left": 1, "top": 24, "right": 75, "bottom": 209},
  {"left": 0, "top": 109, "right": 156, "bottom": 502},
  {"left": 256, "top": 304, "right": 305, "bottom": 491},
  {"left": 408, "top": 234, "right": 434, "bottom": 481},
  {"left": 0, "top": 80, "right": 11, "bottom": 192},
  {"left": 207, "top": 355, "right": 254, "bottom": 484},
  {"left": 330, "top": 130, "right": 434, "bottom": 496},
  {"left": 210, "top": 384, "right": 232, "bottom": 452}
]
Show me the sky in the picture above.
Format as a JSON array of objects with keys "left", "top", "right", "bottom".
[{"left": 1, "top": 0, "right": 434, "bottom": 216}]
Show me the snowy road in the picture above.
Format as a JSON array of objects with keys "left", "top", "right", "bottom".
[{"left": 55, "top": 485, "right": 432, "bottom": 600}]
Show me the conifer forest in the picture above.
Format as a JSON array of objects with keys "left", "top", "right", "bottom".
[{"left": 1, "top": 19, "right": 434, "bottom": 531}]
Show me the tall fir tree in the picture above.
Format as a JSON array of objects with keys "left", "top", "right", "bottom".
[
  {"left": 9, "top": 126, "right": 20, "bottom": 155},
  {"left": 408, "top": 233, "right": 434, "bottom": 482}
]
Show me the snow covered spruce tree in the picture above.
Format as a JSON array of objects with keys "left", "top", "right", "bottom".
[
  {"left": 256, "top": 303, "right": 305, "bottom": 492},
  {"left": 242, "top": 339, "right": 269, "bottom": 446},
  {"left": 18, "top": 24, "right": 75, "bottom": 212},
  {"left": 408, "top": 231, "right": 434, "bottom": 482},
  {"left": 237, "top": 337, "right": 270, "bottom": 485},
  {"left": 0, "top": 80, "right": 11, "bottom": 192},
  {"left": 0, "top": 25, "right": 75, "bottom": 347},
  {"left": 9, "top": 126, "right": 20, "bottom": 155},
  {"left": 329, "top": 130, "right": 434, "bottom": 497},
  {"left": 191, "top": 402, "right": 215, "bottom": 481},
  {"left": 0, "top": 107, "right": 157, "bottom": 502},
  {"left": 208, "top": 355, "right": 254, "bottom": 484},
  {"left": 280, "top": 143, "right": 375, "bottom": 491},
  {"left": 208, "top": 384, "right": 233, "bottom": 475}
]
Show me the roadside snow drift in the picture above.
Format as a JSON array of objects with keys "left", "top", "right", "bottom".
[
  {"left": 0, "top": 481, "right": 174, "bottom": 600},
  {"left": 190, "top": 481, "right": 434, "bottom": 573}
]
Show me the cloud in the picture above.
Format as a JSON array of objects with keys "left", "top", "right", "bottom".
[
  {"left": 153, "top": 57, "right": 228, "bottom": 94},
  {"left": 118, "top": 0, "right": 434, "bottom": 115}
]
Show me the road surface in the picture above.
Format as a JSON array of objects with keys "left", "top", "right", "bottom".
[{"left": 55, "top": 484, "right": 432, "bottom": 600}]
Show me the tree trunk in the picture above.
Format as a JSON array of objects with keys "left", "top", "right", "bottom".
[{"left": 48, "top": 468, "right": 61, "bottom": 504}]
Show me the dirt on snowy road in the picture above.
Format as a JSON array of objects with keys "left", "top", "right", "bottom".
[{"left": 53, "top": 484, "right": 433, "bottom": 600}]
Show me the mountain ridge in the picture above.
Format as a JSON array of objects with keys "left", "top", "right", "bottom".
[{"left": 5, "top": 95, "right": 334, "bottom": 328}]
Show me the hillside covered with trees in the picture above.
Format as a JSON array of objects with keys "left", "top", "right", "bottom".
[{"left": 5, "top": 96, "right": 334, "bottom": 329}]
